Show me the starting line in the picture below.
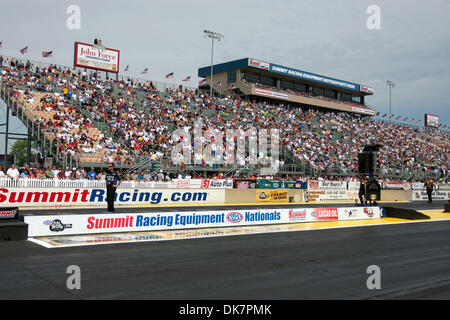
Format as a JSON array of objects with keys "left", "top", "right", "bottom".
[{"left": 28, "top": 210, "right": 450, "bottom": 248}]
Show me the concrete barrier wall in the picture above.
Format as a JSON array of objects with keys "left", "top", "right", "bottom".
[
  {"left": 288, "top": 189, "right": 304, "bottom": 202},
  {"left": 225, "top": 189, "right": 258, "bottom": 203},
  {"left": 381, "top": 190, "right": 412, "bottom": 201}
]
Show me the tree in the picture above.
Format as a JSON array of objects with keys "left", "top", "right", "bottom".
[{"left": 10, "top": 140, "right": 28, "bottom": 166}]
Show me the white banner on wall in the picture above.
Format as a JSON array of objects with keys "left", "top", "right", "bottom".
[
  {"left": 348, "top": 182, "right": 361, "bottom": 190},
  {"left": 25, "top": 206, "right": 382, "bottom": 237},
  {"left": 172, "top": 179, "right": 233, "bottom": 189},
  {"left": 307, "top": 181, "right": 348, "bottom": 190},
  {"left": 412, "top": 190, "right": 450, "bottom": 201},
  {"left": 383, "top": 182, "right": 411, "bottom": 190},
  {"left": 305, "top": 189, "right": 359, "bottom": 202}
]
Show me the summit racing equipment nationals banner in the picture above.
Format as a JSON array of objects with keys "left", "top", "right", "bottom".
[
  {"left": 24, "top": 206, "right": 382, "bottom": 237},
  {"left": 0, "top": 188, "right": 224, "bottom": 207}
]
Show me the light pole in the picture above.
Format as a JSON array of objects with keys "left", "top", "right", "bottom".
[
  {"left": 204, "top": 30, "right": 224, "bottom": 99},
  {"left": 386, "top": 80, "right": 396, "bottom": 120}
]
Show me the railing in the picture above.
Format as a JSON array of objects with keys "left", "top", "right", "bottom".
[{"left": 0, "top": 177, "right": 172, "bottom": 189}]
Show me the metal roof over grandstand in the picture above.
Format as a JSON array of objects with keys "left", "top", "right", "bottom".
[{"left": 198, "top": 58, "right": 374, "bottom": 95}]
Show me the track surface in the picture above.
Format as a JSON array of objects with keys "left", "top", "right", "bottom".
[{"left": 1, "top": 201, "right": 449, "bottom": 300}]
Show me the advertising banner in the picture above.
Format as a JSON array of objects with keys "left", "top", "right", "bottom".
[
  {"left": 383, "top": 182, "right": 412, "bottom": 190},
  {"left": 304, "top": 189, "right": 359, "bottom": 202},
  {"left": 269, "top": 63, "right": 360, "bottom": 92},
  {"left": 234, "top": 179, "right": 257, "bottom": 189},
  {"left": 307, "top": 181, "right": 348, "bottom": 190},
  {"left": 412, "top": 190, "right": 450, "bottom": 201},
  {"left": 0, "top": 187, "right": 225, "bottom": 208},
  {"left": 412, "top": 183, "right": 425, "bottom": 190},
  {"left": 348, "top": 182, "right": 361, "bottom": 190},
  {"left": 248, "top": 58, "right": 270, "bottom": 70},
  {"left": 439, "top": 184, "right": 450, "bottom": 190},
  {"left": 258, "top": 180, "right": 306, "bottom": 189},
  {"left": 0, "top": 207, "right": 19, "bottom": 219},
  {"left": 173, "top": 179, "right": 233, "bottom": 189},
  {"left": 74, "top": 41, "right": 120, "bottom": 73},
  {"left": 425, "top": 114, "right": 439, "bottom": 128},
  {"left": 352, "top": 107, "right": 376, "bottom": 116},
  {"left": 254, "top": 89, "right": 289, "bottom": 99},
  {"left": 25, "top": 206, "right": 382, "bottom": 237},
  {"left": 256, "top": 190, "right": 289, "bottom": 202}
]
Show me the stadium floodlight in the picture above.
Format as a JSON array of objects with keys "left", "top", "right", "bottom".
[
  {"left": 204, "top": 30, "right": 224, "bottom": 98},
  {"left": 386, "top": 80, "right": 397, "bottom": 119}
]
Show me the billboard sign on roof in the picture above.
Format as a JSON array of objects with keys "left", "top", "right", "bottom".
[
  {"left": 360, "top": 85, "right": 375, "bottom": 94},
  {"left": 248, "top": 58, "right": 270, "bottom": 70},
  {"left": 425, "top": 114, "right": 439, "bottom": 128},
  {"left": 269, "top": 63, "right": 360, "bottom": 91},
  {"left": 74, "top": 41, "right": 120, "bottom": 73}
]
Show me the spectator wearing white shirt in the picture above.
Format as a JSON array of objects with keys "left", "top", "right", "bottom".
[{"left": 6, "top": 164, "right": 20, "bottom": 180}]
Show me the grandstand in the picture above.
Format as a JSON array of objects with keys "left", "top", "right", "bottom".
[
  {"left": 198, "top": 58, "right": 376, "bottom": 116},
  {"left": 0, "top": 53, "right": 449, "bottom": 183}
]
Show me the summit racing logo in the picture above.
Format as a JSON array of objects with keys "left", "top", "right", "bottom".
[
  {"left": 0, "top": 188, "right": 209, "bottom": 205},
  {"left": 0, "top": 208, "right": 18, "bottom": 219}
]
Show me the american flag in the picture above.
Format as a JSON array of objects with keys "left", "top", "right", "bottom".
[
  {"left": 165, "top": 72, "right": 174, "bottom": 79},
  {"left": 124, "top": 65, "right": 129, "bottom": 72},
  {"left": 214, "top": 81, "right": 221, "bottom": 87},
  {"left": 20, "top": 46, "right": 28, "bottom": 55},
  {"left": 182, "top": 76, "right": 191, "bottom": 82},
  {"left": 199, "top": 79, "right": 207, "bottom": 85},
  {"left": 389, "top": 114, "right": 394, "bottom": 119},
  {"left": 396, "top": 116, "right": 401, "bottom": 120},
  {"left": 382, "top": 113, "right": 387, "bottom": 118},
  {"left": 0, "top": 41, "right": 2, "bottom": 48},
  {"left": 42, "top": 50, "right": 53, "bottom": 58},
  {"left": 141, "top": 68, "right": 148, "bottom": 74},
  {"left": 444, "top": 125, "right": 447, "bottom": 129},
  {"left": 403, "top": 117, "right": 408, "bottom": 121}
]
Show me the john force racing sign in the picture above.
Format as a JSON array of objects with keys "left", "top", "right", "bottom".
[{"left": 74, "top": 41, "right": 120, "bottom": 73}]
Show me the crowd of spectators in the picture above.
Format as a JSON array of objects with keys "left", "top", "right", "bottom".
[{"left": 1, "top": 56, "right": 449, "bottom": 181}]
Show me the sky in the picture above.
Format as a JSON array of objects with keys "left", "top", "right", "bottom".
[{"left": 1, "top": 0, "right": 450, "bottom": 152}]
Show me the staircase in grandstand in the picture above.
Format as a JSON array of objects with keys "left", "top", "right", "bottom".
[{"left": 0, "top": 82, "right": 78, "bottom": 169}]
